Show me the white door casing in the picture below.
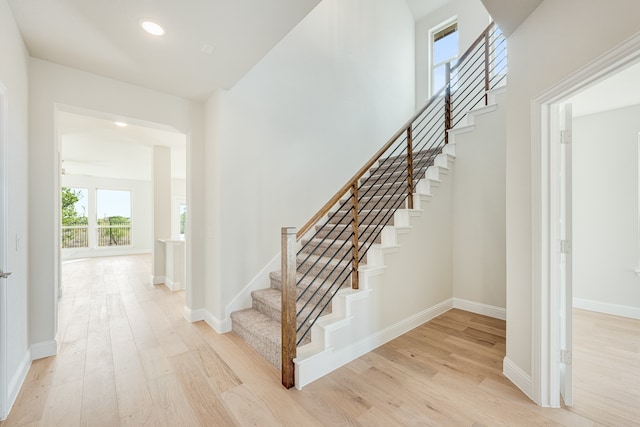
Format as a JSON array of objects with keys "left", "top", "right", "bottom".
[
  {"left": 558, "top": 103, "right": 573, "bottom": 407},
  {"left": 531, "top": 32, "right": 640, "bottom": 407},
  {"left": 0, "top": 81, "right": 9, "bottom": 420}
]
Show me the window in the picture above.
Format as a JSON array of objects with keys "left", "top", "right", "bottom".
[
  {"left": 61, "top": 187, "right": 89, "bottom": 248},
  {"left": 431, "top": 20, "right": 458, "bottom": 94},
  {"left": 96, "top": 189, "right": 131, "bottom": 246},
  {"left": 179, "top": 203, "right": 187, "bottom": 237}
]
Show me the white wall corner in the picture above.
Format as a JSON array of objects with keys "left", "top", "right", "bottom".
[
  {"left": 503, "top": 356, "right": 534, "bottom": 401},
  {"left": 5, "top": 350, "right": 31, "bottom": 420},
  {"left": 30, "top": 339, "right": 57, "bottom": 360},
  {"left": 183, "top": 306, "right": 229, "bottom": 333},
  {"left": 453, "top": 298, "right": 506, "bottom": 320},
  {"left": 573, "top": 297, "right": 640, "bottom": 320}
]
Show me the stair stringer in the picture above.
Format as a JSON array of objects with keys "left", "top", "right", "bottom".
[{"left": 294, "top": 145, "right": 457, "bottom": 389}]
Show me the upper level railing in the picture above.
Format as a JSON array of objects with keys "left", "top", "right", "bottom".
[{"left": 281, "top": 22, "right": 506, "bottom": 388}]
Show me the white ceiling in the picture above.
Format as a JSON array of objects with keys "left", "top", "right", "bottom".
[
  {"left": 8, "top": 0, "right": 321, "bottom": 101},
  {"left": 569, "top": 61, "right": 640, "bottom": 117},
  {"left": 404, "top": 0, "right": 452, "bottom": 20},
  {"left": 59, "top": 111, "right": 186, "bottom": 181}
]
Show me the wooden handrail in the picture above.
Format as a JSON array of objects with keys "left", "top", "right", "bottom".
[{"left": 296, "top": 21, "right": 496, "bottom": 241}]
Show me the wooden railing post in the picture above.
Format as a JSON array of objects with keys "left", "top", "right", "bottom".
[
  {"left": 484, "top": 29, "right": 490, "bottom": 105},
  {"left": 406, "top": 127, "right": 414, "bottom": 209},
  {"left": 351, "top": 183, "right": 359, "bottom": 289},
  {"left": 281, "top": 226, "right": 297, "bottom": 389},
  {"left": 444, "top": 62, "right": 452, "bottom": 144}
]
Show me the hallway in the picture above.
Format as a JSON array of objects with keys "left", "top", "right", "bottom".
[{"left": 0, "top": 255, "right": 618, "bottom": 426}]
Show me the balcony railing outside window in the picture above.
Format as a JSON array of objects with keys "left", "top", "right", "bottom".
[
  {"left": 61, "top": 223, "right": 89, "bottom": 248},
  {"left": 97, "top": 218, "right": 131, "bottom": 246}
]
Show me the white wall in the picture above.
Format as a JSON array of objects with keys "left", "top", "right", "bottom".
[
  {"left": 452, "top": 92, "right": 506, "bottom": 310},
  {"left": 415, "top": 0, "right": 490, "bottom": 106},
  {"left": 60, "top": 174, "right": 153, "bottom": 259},
  {"left": 573, "top": 105, "right": 640, "bottom": 316},
  {"left": 204, "top": 0, "right": 416, "bottom": 323},
  {"left": 28, "top": 58, "right": 205, "bottom": 353},
  {"left": 0, "top": 0, "right": 30, "bottom": 417},
  {"left": 505, "top": 0, "right": 640, "bottom": 383}
]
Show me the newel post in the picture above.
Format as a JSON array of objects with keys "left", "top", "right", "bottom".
[
  {"left": 281, "top": 226, "right": 297, "bottom": 389},
  {"left": 444, "top": 62, "right": 452, "bottom": 144}
]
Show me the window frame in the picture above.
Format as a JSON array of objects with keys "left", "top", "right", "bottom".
[{"left": 429, "top": 17, "right": 458, "bottom": 96}]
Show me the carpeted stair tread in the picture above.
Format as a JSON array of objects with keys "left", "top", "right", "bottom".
[
  {"left": 252, "top": 288, "right": 333, "bottom": 329},
  {"left": 230, "top": 308, "right": 281, "bottom": 367}
]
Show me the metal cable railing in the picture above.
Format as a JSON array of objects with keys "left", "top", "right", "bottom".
[{"left": 280, "top": 22, "right": 507, "bottom": 388}]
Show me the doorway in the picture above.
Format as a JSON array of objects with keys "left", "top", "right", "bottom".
[
  {"left": 56, "top": 107, "right": 188, "bottom": 300},
  {"left": 532, "top": 35, "right": 640, "bottom": 408}
]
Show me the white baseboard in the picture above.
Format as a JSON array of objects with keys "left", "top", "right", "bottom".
[
  {"left": 295, "top": 298, "right": 454, "bottom": 389},
  {"left": 152, "top": 276, "right": 166, "bottom": 285},
  {"left": 453, "top": 297, "right": 506, "bottom": 320},
  {"left": 164, "top": 278, "right": 184, "bottom": 291},
  {"left": 503, "top": 356, "right": 533, "bottom": 401},
  {"left": 4, "top": 350, "right": 31, "bottom": 420},
  {"left": 573, "top": 297, "right": 640, "bottom": 320},
  {"left": 30, "top": 339, "right": 57, "bottom": 360},
  {"left": 183, "top": 307, "right": 227, "bottom": 333}
]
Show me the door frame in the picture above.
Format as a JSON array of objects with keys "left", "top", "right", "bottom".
[
  {"left": 530, "top": 33, "right": 640, "bottom": 407},
  {"left": 0, "top": 81, "right": 8, "bottom": 420}
]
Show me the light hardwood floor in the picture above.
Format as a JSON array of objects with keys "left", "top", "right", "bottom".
[{"left": 1, "top": 255, "right": 637, "bottom": 426}]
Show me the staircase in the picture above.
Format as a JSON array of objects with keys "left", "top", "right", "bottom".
[
  {"left": 229, "top": 22, "right": 507, "bottom": 388},
  {"left": 230, "top": 147, "right": 451, "bottom": 368}
]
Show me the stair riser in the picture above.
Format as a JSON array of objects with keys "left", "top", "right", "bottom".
[
  {"left": 252, "top": 294, "right": 333, "bottom": 331},
  {"left": 230, "top": 320, "right": 280, "bottom": 368}
]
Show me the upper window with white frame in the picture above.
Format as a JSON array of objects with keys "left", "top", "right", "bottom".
[{"left": 431, "top": 20, "right": 458, "bottom": 95}]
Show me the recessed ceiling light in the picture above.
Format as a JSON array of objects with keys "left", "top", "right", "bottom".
[
  {"left": 140, "top": 20, "right": 165, "bottom": 36},
  {"left": 114, "top": 121, "right": 128, "bottom": 127}
]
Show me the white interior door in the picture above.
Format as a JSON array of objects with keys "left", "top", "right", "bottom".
[{"left": 559, "top": 103, "right": 573, "bottom": 406}]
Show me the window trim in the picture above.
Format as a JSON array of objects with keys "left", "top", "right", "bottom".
[{"left": 429, "top": 16, "right": 458, "bottom": 96}]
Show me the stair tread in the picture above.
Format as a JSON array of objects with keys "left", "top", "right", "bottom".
[
  {"left": 231, "top": 308, "right": 281, "bottom": 344},
  {"left": 252, "top": 288, "right": 332, "bottom": 326}
]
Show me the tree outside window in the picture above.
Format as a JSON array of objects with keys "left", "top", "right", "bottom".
[{"left": 61, "top": 187, "right": 88, "bottom": 248}]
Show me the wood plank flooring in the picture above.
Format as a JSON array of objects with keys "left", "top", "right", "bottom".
[{"left": 1, "top": 255, "right": 636, "bottom": 426}]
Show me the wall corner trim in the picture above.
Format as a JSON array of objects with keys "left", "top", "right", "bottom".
[
  {"left": 503, "top": 356, "right": 534, "bottom": 402},
  {"left": 452, "top": 298, "right": 506, "bottom": 320},
  {"left": 30, "top": 340, "right": 57, "bottom": 360},
  {"left": 183, "top": 306, "right": 229, "bottom": 333}
]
